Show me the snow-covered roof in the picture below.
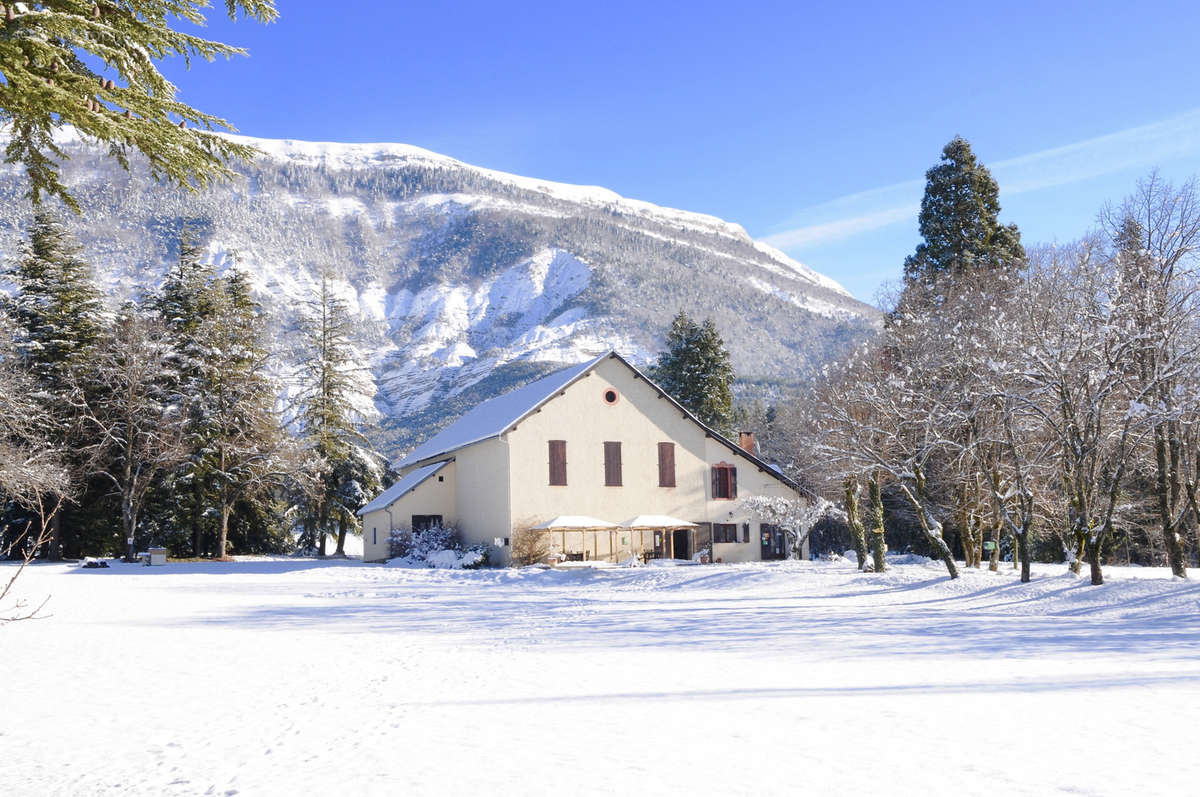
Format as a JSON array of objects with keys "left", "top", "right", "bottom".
[
  {"left": 356, "top": 461, "right": 449, "bottom": 516},
  {"left": 395, "top": 350, "right": 805, "bottom": 497},
  {"left": 619, "top": 515, "right": 699, "bottom": 529},
  {"left": 531, "top": 516, "right": 619, "bottom": 530},
  {"left": 399, "top": 353, "right": 609, "bottom": 468}
]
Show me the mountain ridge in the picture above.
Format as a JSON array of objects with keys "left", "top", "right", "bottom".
[{"left": 0, "top": 131, "right": 880, "bottom": 460}]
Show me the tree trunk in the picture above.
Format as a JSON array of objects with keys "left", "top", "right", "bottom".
[
  {"left": 903, "top": 468, "right": 958, "bottom": 579},
  {"left": 988, "top": 518, "right": 1001, "bottom": 572},
  {"left": 334, "top": 512, "right": 348, "bottom": 557},
  {"left": 844, "top": 475, "right": 869, "bottom": 570},
  {"left": 1086, "top": 537, "right": 1104, "bottom": 586},
  {"left": 1154, "top": 427, "right": 1188, "bottom": 578},
  {"left": 1069, "top": 530, "right": 1086, "bottom": 575},
  {"left": 957, "top": 495, "right": 974, "bottom": 568},
  {"left": 216, "top": 502, "right": 231, "bottom": 560},
  {"left": 123, "top": 492, "right": 136, "bottom": 563},
  {"left": 317, "top": 500, "right": 329, "bottom": 557},
  {"left": 47, "top": 510, "right": 63, "bottom": 561},
  {"left": 868, "top": 472, "right": 887, "bottom": 573},
  {"left": 1017, "top": 524, "right": 1031, "bottom": 583}
]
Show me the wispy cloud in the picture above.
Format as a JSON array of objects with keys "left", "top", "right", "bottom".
[{"left": 763, "top": 108, "right": 1200, "bottom": 250}]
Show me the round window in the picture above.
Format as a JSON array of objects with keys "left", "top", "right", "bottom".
[{"left": 603, "top": 388, "right": 619, "bottom": 405}]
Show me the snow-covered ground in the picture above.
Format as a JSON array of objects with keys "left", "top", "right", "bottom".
[{"left": 4, "top": 557, "right": 1199, "bottom": 796}]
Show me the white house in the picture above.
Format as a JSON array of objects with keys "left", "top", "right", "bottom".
[{"left": 358, "top": 351, "right": 808, "bottom": 565}]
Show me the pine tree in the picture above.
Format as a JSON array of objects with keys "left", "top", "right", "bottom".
[
  {"left": 294, "top": 276, "right": 376, "bottom": 556},
  {"left": 651, "top": 311, "right": 735, "bottom": 432},
  {"left": 154, "top": 230, "right": 222, "bottom": 557},
  {"left": 6, "top": 208, "right": 104, "bottom": 389},
  {"left": 0, "top": 1, "right": 278, "bottom": 211},
  {"left": 902, "top": 137, "right": 1025, "bottom": 288},
  {"left": 205, "top": 268, "right": 294, "bottom": 560},
  {"left": 3, "top": 207, "right": 104, "bottom": 558}
]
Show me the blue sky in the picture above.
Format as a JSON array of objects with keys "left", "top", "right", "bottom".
[{"left": 167, "top": 0, "right": 1200, "bottom": 303}]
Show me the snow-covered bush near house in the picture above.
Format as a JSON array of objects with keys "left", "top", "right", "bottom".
[{"left": 387, "top": 524, "right": 488, "bottom": 569}]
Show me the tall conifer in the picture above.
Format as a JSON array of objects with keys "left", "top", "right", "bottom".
[
  {"left": 3, "top": 207, "right": 104, "bottom": 557},
  {"left": 651, "top": 311, "right": 735, "bottom": 433},
  {"left": 903, "top": 137, "right": 1025, "bottom": 288}
]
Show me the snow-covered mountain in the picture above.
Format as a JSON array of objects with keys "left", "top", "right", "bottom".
[{"left": 0, "top": 132, "right": 879, "bottom": 458}]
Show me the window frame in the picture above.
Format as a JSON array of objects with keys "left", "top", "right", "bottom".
[
  {"left": 711, "top": 462, "right": 737, "bottom": 500},
  {"left": 549, "top": 440, "right": 567, "bottom": 486},
  {"left": 411, "top": 514, "right": 443, "bottom": 533},
  {"left": 604, "top": 441, "right": 623, "bottom": 486},
  {"left": 713, "top": 523, "right": 739, "bottom": 544},
  {"left": 657, "top": 442, "right": 676, "bottom": 488}
]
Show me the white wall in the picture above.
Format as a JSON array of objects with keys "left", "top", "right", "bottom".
[{"left": 361, "top": 462, "right": 458, "bottom": 562}]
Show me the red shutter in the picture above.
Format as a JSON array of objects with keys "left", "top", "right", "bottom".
[
  {"left": 604, "top": 442, "right": 622, "bottom": 486},
  {"left": 658, "top": 443, "right": 675, "bottom": 487},
  {"left": 549, "top": 440, "right": 567, "bottom": 485}
]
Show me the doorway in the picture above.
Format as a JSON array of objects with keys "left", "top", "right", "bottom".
[
  {"left": 760, "top": 524, "right": 787, "bottom": 560},
  {"left": 672, "top": 529, "right": 691, "bottom": 560}
]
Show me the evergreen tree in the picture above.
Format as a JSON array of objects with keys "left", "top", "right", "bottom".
[
  {"left": 3, "top": 207, "right": 104, "bottom": 558},
  {"left": 6, "top": 208, "right": 104, "bottom": 389},
  {"left": 294, "top": 276, "right": 376, "bottom": 556},
  {"left": 328, "top": 446, "right": 384, "bottom": 557},
  {"left": 902, "top": 137, "right": 1025, "bottom": 287},
  {"left": 0, "top": 1, "right": 278, "bottom": 211},
  {"left": 205, "top": 267, "right": 294, "bottom": 560},
  {"left": 651, "top": 311, "right": 735, "bottom": 432},
  {"left": 154, "top": 230, "right": 222, "bottom": 557}
]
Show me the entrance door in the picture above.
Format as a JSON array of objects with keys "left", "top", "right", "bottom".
[
  {"left": 760, "top": 524, "right": 785, "bottom": 561},
  {"left": 672, "top": 529, "right": 690, "bottom": 561}
]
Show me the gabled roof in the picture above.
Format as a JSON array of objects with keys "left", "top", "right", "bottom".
[
  {"left": 397, "top": 350, "right": 805, "bottom": 495},
  {"left": 356, "top": 460, "right": 449, "bottom": 516},
  {"left": 398, "top": 353, "right": 608, "bottom": 468}
]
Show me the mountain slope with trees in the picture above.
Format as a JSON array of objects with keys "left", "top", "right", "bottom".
[{"left": 0, "top": 132, "right": 880, "bottom": 459}]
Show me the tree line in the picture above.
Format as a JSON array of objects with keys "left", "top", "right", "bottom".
[
  {"left": 765, "top": 139, "right": 1200, "bottom": 584},
  {"left": 0, "top": 210, "right": 384, "bottom": 574}
]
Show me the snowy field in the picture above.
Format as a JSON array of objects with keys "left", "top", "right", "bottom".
[{"left": 4, "top": 557, "right": 1200, "bottom": 797}]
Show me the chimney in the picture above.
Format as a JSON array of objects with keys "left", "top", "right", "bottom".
[{"left": 738, "top": 431, "right": 757, "bottom": 455}]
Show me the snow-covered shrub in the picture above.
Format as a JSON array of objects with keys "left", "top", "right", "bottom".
[{"left": 387, "top": 524, "right": 489, "bottom": 569}]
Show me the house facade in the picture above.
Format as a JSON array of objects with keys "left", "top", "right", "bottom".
[{"left": 358, "top": 352, "right": 807, "bottom": 565}]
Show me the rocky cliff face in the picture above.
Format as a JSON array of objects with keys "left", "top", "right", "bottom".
[{"left": 0, "top": 132, "right": 879, "bottom": 458}]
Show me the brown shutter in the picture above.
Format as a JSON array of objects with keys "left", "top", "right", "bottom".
[
  {"left": 604, "top": 442, "right": 622, "bottom": 486},
  {"left": 658, "top": 443, "right": 675, "bottom": 487},
  {"left": 549, "top": 440, "right": 567, "bottom": 485},
  {"left": 711, "top": 467, "right": 720, "bottom": 499},
  {"left": 730, "top": 467, "right": 738, "bottom": 499}
]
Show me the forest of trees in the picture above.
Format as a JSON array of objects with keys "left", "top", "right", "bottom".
[
  {"left": 0, "top": 212, "right": 384, "bottom": 578},
  {"left": 761, "top": 140, "right": 1200, "bottom": 585}
]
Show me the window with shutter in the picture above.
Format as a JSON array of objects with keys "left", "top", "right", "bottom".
[
  {"left": 657, "top": 442, "right": 675, "bottom": 487},
  {"left": 549, "top": 440, "right": 567, "bottom": 485},
  {"left": 604, "top": 441, "right": 622, "bottom": 486},
  {"left": 713, "top": 523, "right": 738, "bottom": 543},
  {"left": 711, "top": 463, "right": 737, "bottom": 499}
]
